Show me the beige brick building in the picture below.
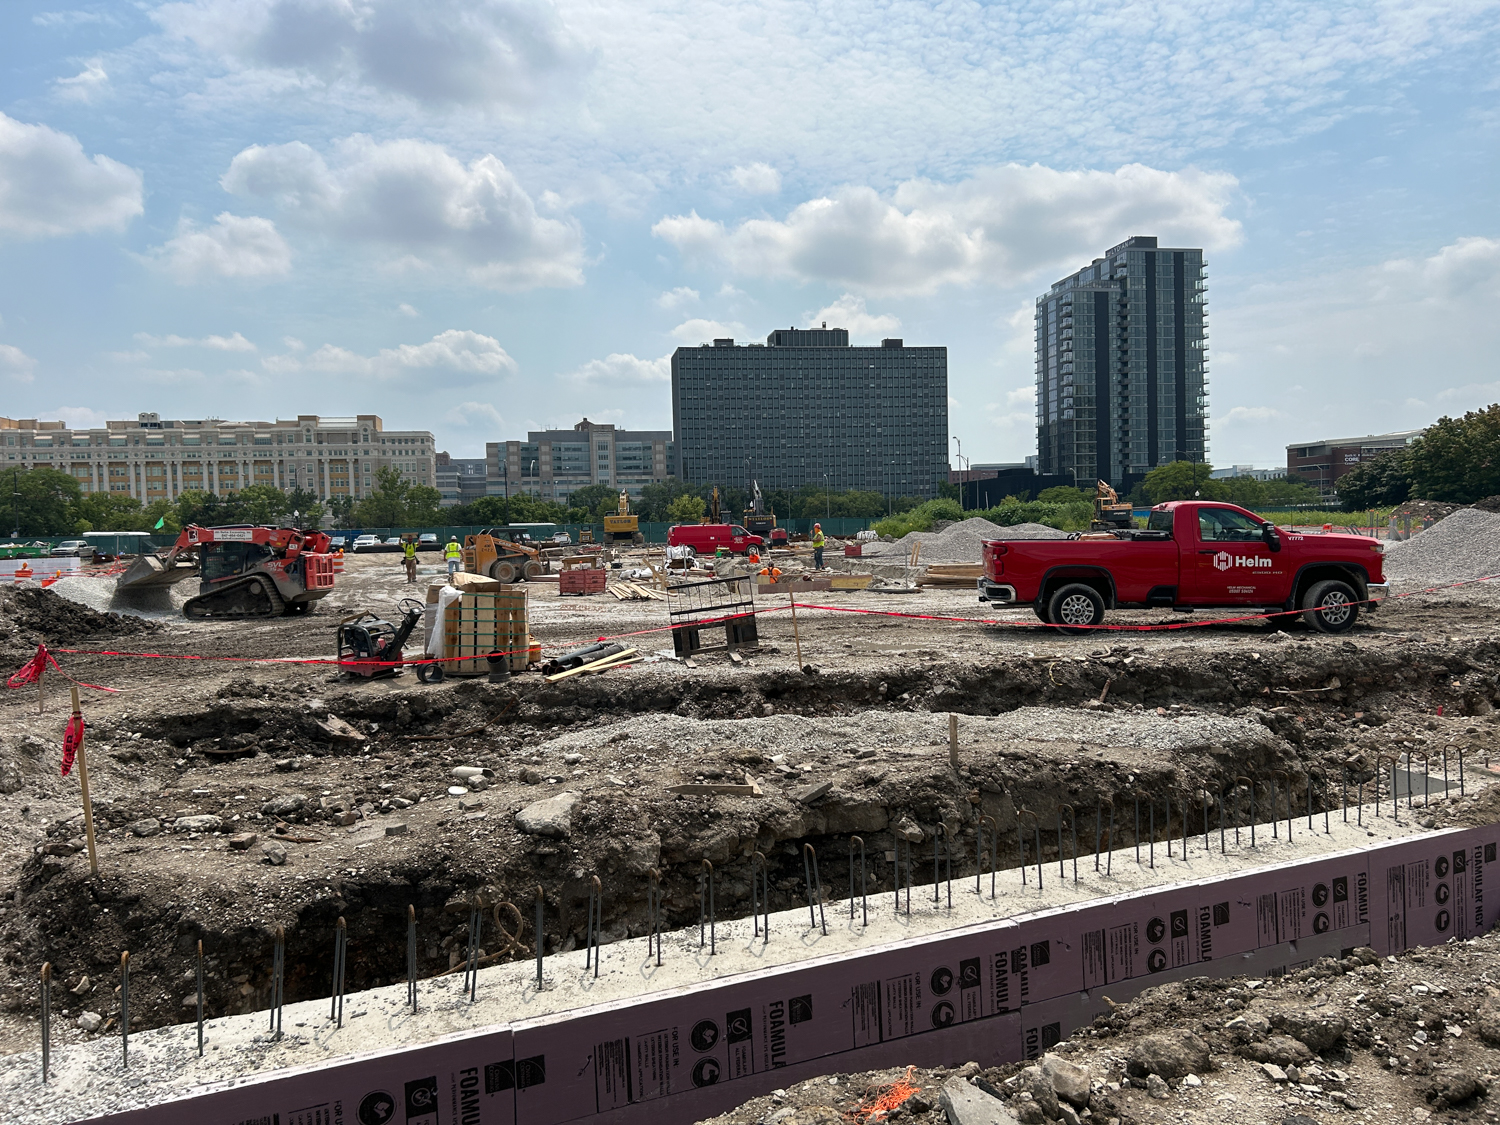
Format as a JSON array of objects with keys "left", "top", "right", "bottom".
[{"left": 0, "top": 413, "right": 435, "bottom": 504}]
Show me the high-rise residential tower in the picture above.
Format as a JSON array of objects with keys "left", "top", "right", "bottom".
[{"left": 1035, "top": 236, "right": 1208, "bottom": 491}]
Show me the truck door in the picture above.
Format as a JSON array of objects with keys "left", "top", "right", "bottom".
[{"left": 1179, "top": 505, "right": 1285, "bottom": 604}]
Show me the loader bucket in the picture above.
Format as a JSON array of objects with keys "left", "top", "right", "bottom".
[{"left": 116, "top": 553, "right": 199, "bottom": 590}]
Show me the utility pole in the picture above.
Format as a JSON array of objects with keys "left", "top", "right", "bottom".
[
  {"left": 11, "top": 468, "right": 19, "bottom": 537},
  {"left": 823, "top": 473, "right": 829, "bottom": 520}
]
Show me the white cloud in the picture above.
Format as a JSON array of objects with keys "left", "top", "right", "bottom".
[
  {"left": 1379, "top": 236, "right": 1500, "bottom": 300},
  {"left": 445, "top": 401, "right": 506, "bottom": 428},
  {"left": 569, "top": 352, "right": 670, "bottom": 383},
  {"left": 0, "top": 111, "right": 142, "bottom": 239},
  {"left": 54, "top": 59, "right": 109, "bottom": 102},
  {"left": 655, "top": 286, "right": 699, "bottom": 311},
  {"left": 729, "top": 163, "right": 781, "bottom": 195},
  {"left": 108, "top": 350, "right": 150, "bottom": 363},
  {"left": 804, "top": 294, "right": 900, "bottom": 342},
  {"left": 669, "top": 318, "right": 745, "bottom": 345},
  {"left": 1, "top": 344, "right": 37, "bottom": 383},
  {"left": 222, "top": 136, "right": 584, "bottom": 290},
  {"left": 33, "top": 11, "right": 111, "bottom": 27},
  {"left": 266, "top": 329, "right": 517, "bottom": 384},
  {"left": 398, "top": 302, "right": 420, "bottom": 317},
  {"left": 1221, "top": 406, "right": 1284, "bottom": 425},
  {"left": 154, "top": 0, "right": 588, "bottom": 109},
  {"left": 49, "top": 406, "right": 108, "bottom": 428},
  {"left": 655, "top": 163, "right": 1241, "bottom": 296},
  {"left": 149, "top": 213, "right": 292, "bottom": 282},
  {"left": 134, "top": 331, "right": 257, "bottom": 351}
]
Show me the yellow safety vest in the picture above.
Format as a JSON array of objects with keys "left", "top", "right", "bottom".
[
  {"left": 811, "top": 531, "right": 825, "bottom": 547},
  {"left": 403, "top": 542, "right": 417, "bottom": 560},
  {"left": 444, "top": 541, "right": 462, "bottom": 559}
]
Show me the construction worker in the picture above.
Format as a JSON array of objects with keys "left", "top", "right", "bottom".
[
  {"left": 444, "top": 535, "right": 462, "bottom": 578},
  {"left": 401, "top": 536, "right": 418, "bottom": 583},
  {"left": 811, "top": 523, "right": 825, "bottom": 569}
]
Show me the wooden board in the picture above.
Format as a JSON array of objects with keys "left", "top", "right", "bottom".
[{"left": 441, "top": 588, "right": 528, "bottom": 676}]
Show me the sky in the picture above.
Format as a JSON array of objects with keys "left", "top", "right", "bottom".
[{"left": 1, "top": 1, "right": 1498, "bottom": 468}]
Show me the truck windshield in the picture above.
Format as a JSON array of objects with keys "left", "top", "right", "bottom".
[
  {"left": 1198, "top": 508, "right": 1264, "bottom": 542},
  {"left": 1147, "top": 511, "right": 1174, "bottom": 534}
]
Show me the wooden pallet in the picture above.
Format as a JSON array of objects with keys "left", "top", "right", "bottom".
[{"left": 441, "top": 588, "right": 528, "bottom": 675}]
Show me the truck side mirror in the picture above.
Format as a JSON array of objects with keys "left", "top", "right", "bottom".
[{"left": 1261, "top": 523, "right": 1281, "bottom": 552}]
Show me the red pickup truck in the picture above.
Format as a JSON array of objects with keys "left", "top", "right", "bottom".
[{"left": 979, "top": 500, "right": 1388, "bottom": 634}]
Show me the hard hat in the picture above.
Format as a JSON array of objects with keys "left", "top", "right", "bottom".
[
  {"left": 814, "top": 522, "right": 821, "bottom": 529},
  {"left": 449, "top": 536, "right": 457, "bottom": 541}
]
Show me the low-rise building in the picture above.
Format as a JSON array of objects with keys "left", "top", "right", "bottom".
[
  {"left": 485, "top": 419, "right": 674, "bottom": 503},
  {"left": 0, "top": 412, "right": 435, "bottom": 504},
  {"left": 435, "top": 453, "right": 487, "bottom": 507},
  {"left": 1285, "top": 428, "right": 1426, "bottom": 498},
  {"left": 1209, "top": 465, "right": 1286, "bottom": 481}
]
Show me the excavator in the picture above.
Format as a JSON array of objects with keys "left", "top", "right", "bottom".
[
  {"left": 743, "top": 481, "right": 787, "bottom": 545},
  {"left": 1090, "top": 480, "right": 1136, "bottom": 531},
  {"left": 115, "top": 525, "right": 337, "bottom": 618},
  {"left": 602, "top": 489, "right": 645, "bottom": 546}
]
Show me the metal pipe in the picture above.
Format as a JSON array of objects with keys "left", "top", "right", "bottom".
[
  {"left": 587, "top": 876, "right": 602, "bottom": 978},
  {"left": 331, "top": 918, "right": 347, "bottom": 1026},
  {"left": 407, "top": 907, "right": 418, "bottom": 1013},
  {"left": 1018, "top": 809, "right": 1042, "bottom": 890},
  {"left": 700, "top": 860, "right": 717, "bottom": 953},
  {"left": 196, "top": 939, "right": 205, "bottom": 1056},
  {"left": 751, "top": 852, "right": 770, "bottom": 941},
  {"left": 40, "top": 962, "right": 50, "bottom": 1083},
  {"left": 801, "top": 845, "right": 825, "bottom": 935},
  {"left": 120, "top": 951, "right": 130, "bottom": 1068},
  {"left": 850, "top": 836, "right": 867, "bottom": 926}
]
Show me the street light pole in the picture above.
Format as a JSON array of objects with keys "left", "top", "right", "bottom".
[
  {"left": 529, "top": 459, "right": 537, "bottom": 499},
  {"left": 952, "top": 436, "right": 965, "bottom": 511},
  {"left": 823, "top": 473, "right": 829, "bottom": 520},
  {"left": 11, "top": 468, "right": 19, "bottom": 537}
]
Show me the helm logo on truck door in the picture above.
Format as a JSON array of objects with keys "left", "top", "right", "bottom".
[
  {"left": 1213, "top": 551, "right": 1233, "bottom": 571},
  {"left": 1214, "top": 551, "right": 1272, "bottom": 571}
]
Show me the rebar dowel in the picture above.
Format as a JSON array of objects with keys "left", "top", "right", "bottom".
[
  {"left": 752, "top": 852, "right": 770, "bottom": 941},
  {"left": 464, "top": 897, "right": 482, "bottom": 1003},
  {"left": 1444, "top": 747, "right": 1450, "bottom": 796},
  {"left": 978, "top": 817, "right": 998, "bottom": 898},
  {"left": 1237, "top": 776, "right": 1256, "bottom": 848},
  {"left": 1460, "top": 746, "right": 1466, "bottom": 797},
  {"left": 332, "top": 917, "right": 347, "bottom": 1026},
  {"left": 1270, "top": 772, "right": 1284, "bottom": 839},
  {"left": 1307, "top": 774, "right": 1314, "bottom": 830},
  {"left": 120, "top": 951, "right": 130, "bottom": 1069},
  {"left": 1148, "top": 798, "right": 1155, "bottom": 869},
  {"left": 935, "top": 824, "right": 952, "bottom": 906},
  {"left": 1424, "top": 758, "right": 1431, "bottom": 808},
  {"left": 1342, "top": 768, "right": 1348, "bottom": 822},
  {"left": 700, "top": 860, "right": 717, "bottom": 953},
  {"left": 587, "top": 876, "right": 602, "bottom": 978},
  {"left": 850, "top": 837, "right": 868, "bottom": 926},
  {"left": 941, "top": 825, "right": 953, "bottom": 908},
  {"left": 1408, "top": 752, "right": 1415, "bottom": 811},
  {"left": 1322, "top": 775, "right": 1331, "bottom": 834},
  {"left": 802, "top": 845, "right": 826, "bottom": 935},
  {"left": 1358, "top": 781, "right": 1365, "bottom": 826},
  {"left": 1094, "top": 802, "right": 1104, "bottom": 872},
  {"left": 1018, "top": 810, "right": 1042, "bottom": 891},
  {"left": 1056, "top": 811, "right": 1065, "bottom": 881},
  {"left": 271, "top": 926, "right": 285, "bottom": 1039},
  {"left": 1107, "top": 801, "right": 1115, "bottom": 876},
  {"left": 534, "top": 886, "right": 545, "bottom": 986},
  {"left": 1219, "top": 787, "right": 1227, "bottom": 854},
  {"left": 40, "top": 962, "right": 50, "bottom": 1083},
  {"left": 407, "top": 906, "right": 418, "bottom": 1012},
  {"left": 1231, "top": 784, "right": 1240, "bottom": 847},
  {"left": 1059, "top": 804, "right": 1078, "bottom": 883},
  {"left": 647, "top": 869, "right": 662, "bottom": 966},
  {"left": 1166, "top": 793, "right": 1173, "bottom": 858},
  {"left": 1134, "top": 794, "right": 1141, "bottom": 865},
  {"left": 1203, "top": 792, "right": 1210, "bottom": 852},
  {"left": 196, "top": 939, "right": 205, "bottom": 1056},
  {"left": 899, "top": 837, "right": 912, "bottom": 915}
]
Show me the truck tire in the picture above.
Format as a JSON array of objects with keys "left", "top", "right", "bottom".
[
  {"left": 489, "top": 559, "right": 517, "bottom": 583},
  {"left": 1301, "top": 579, "right": 1359, "bottom": 634},
  {"left": 1048, "top": 583, "right": 1106, "bottom": 634},
  {"left": 522, "top": 560, "right": 542, "bottom": 580}
]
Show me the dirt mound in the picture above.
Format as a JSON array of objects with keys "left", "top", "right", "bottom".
[
  {"left": 1382, "top": 506, "right": 1500, "bottom": 586},
  {"left": 0, "top": 586, "right": 162, "bottom": 646},
  {"left": 1471, "top": 495, "right": 1500, "bottom": 513},
  {"left": 865, "top": 518, "right": 1068, "bottom": 564}
]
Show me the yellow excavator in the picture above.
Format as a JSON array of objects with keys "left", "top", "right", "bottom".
[
  {"left": 1091, "top": 480, "right": 1135, "bottom": 531},
  {"left": 602, "top": 490, "right": 645, "bottom": 545}
]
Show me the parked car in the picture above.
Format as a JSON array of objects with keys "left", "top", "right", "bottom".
[
  {"left": 667, "top": 524, "right": 764, "bottom": 556},
  {"left": 383, "top": 536, "right": 405, "bottom": 551},
  {"left": 329, "top": 535, "right": 347, "bottom": 550},
  {"left": 551, "top": 531, "right": 572, "bottom": 545},
  {"left": 418, "top": 533, "right": 438, "bottom": 550},
  {"left": 351, "top": 534, "right": 381, "bottom": 553},
  {"left": 50, "top": 540, "right": 90, "bottom": 557}
]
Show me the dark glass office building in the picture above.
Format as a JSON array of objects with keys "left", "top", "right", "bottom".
[
  {"left": 1035, "top": 236, "right": 1208, "bottom": 491},
  {"left": 671, "top": 327, "right": 948, "bottom": 499}
]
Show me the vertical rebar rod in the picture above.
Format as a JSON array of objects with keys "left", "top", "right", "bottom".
[
  {"left": 1166, "top": 793, "right": 1172, "bottom": 858},
  {"left": 1148, "top": 798, "right": 1155, "bottom": 869},
  {"left": 1424, "top": 758, "right": 1431, "bottom": 808},
  {"left": 850, "top": 836, "right": 867, "bottom": 926},
  {"left": 40, "top": 962, "right": 50, "bottom": 1084},
  {"left": 1270, "top": 772, "right": 1282, "bottom": 838},
  {"left": 1106, "top": 801, "right": 1115, "bottom": 876},
  {"left": 1307, "top": 775, "right": 1314, "bottom": 830},
  {"left": 407, "top": 906, "right": 418, "bottom": 1012},
  {"left": 647, "top": 869, "right": 662, "bottom": 966},
  {"left": 752, "top": 852, "right": 769, "bottom": 941},
  {"left": 534, "top": 886, "right": 545, "bottom": 986},
  {"left": 1342, "top": 768, "right": 1348, "bottom": 822},
  {"left": 979, "top": 817, "right": 997, "bottom": 898},
  {"left": 1408, "top": 751, "right": 1415, "bottom": 811},
  {"left": 1134, "top": 794, "right": 1141, "bottom": 865},
  {"left": 801, "top": 846, "right": 825, "bottom": 935},
  {"left": 1358, "top": 780, "right": 1365, "bottom": 826},
  {"left": 587, "top": 876, "right": 602, "bottom": 978},
  {"left": 464, "top": 897, "right": 482, "bottom": 1003},
  {"left": 331, "top": 917, "right": 347, "bottom": 1026},
  {"left": 1019, "top": 810, "right": 1042, "bottom": 890},
  {"left": 196, "top": 939, "right": 204, "bottom": 1056},
  {"left": 700, "top": 860, "right": 716, "bottom": 953},
  {"left": 1443, "top": 747, "right": 1449, "bottom": 796},
  {"left": 1323, "top": 774, "right": 1330, "bottom": 834},
  {"left": 1219, "top": 787, "right": 1227, "bottom": 853},
  {"left": 939, "top": 826, "right": 952, "bottom": 907},
  {"left": 1059, "top": 804, "right": 1078, "bottom": 883},
  {"left": 1203, "top": 792, "right": 1209, "bottom": 852},
  {"left": 900, "top": 837, "right": 911, "bottom": 915},
  {"left": 1232, "top": 783, "right": 1241, "bottom": 847},
  {"left": 1460, "top": 746, "right": 1466, "bottom": 797},
  {"left": 271, "top": 926, "right": 284, "bottom": 1040},
  {"left": 1094, "top": 801, "right": 1103, "bottom": 872},
  {"left": 120, "top": 951, "right": 130, "bottom": 1069},
  {"left": 1242, "top": 777, "right": 1256, "bottom": 848}
]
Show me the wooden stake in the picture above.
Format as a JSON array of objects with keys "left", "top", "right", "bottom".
[
  {"left": 788, "top": 589, "right": 804, "bottom": 670},
  {"left": 948, "top": 713, "right": 959, "bottom": 769},
  {"left": 70, "top": 686, "right": 99, "bottom": 877},
  {"left": 37, "top": 666, "right": 45, "bottom": 715}
]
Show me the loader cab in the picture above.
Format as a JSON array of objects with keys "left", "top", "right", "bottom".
[{"left": 202, "top": 540, "right": 274, "bottom": 581}]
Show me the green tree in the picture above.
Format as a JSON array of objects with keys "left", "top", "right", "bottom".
[
  {"left": 405, "top": 485, "right": 444, "bottom": 526},
  {"left": 1037, "top": 485, "right": 1093, "bottom": 504},
  {"left": 327, "top": 494, "right": 357, "bottom": 528},
  {"left": 1259, "top": 474, "right": 1321, "bottom": 505},
  {"left": 8, "top": 467, "right": 81, "bottom": 535},
  {"left": 1336, "top": 449, "right": 1413, "bottom": 509},
  {"left": 666, "top": 493, "right": 706, "bottom": 522},
  {"left": 567, "top": 484, "right": 624, "bottom": 523},
  {"left": 1219, "top": 476, "right": 1266, "bottom": 508},
  {"left": 1407, "top": 407, "right": 1500, "bottom": 503},
  {"left": 237, "top": 484, "right": 290, "bottom": 526},
  {"left": 1139, "top": 461, "right": 1227, "bottom": 503},
  {"left": 637, "top": 478, "right": 694, "bottom": 521},
  {"left": 71, "top": 491, "right": 142, "bottom": 534},
  {"left": 355, "top": 466, "right": 411, "bottom": 527}
]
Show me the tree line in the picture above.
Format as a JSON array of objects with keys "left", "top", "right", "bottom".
[{"left": 1334, "top": 405, "right": 1500, "bottom": 509}]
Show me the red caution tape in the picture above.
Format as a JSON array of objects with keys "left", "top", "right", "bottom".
[
  {"left": 5, "top": 642, "right": 120, "bottom": 693},
  {"left": 61, "top": 711, "right": 84, "bottom": 778}
]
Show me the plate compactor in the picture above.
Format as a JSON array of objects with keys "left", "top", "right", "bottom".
[{"left": 337, "top": 598, "right": 426, "bottom": 680}]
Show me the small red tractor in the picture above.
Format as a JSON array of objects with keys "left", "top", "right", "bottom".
[{"left": 116, "top": 525, "right": 337, "bottom": 618}]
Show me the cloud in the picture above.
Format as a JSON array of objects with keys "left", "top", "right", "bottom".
[
  {"left": 222, "top": 136, "right": 584, "bottom": 289},
  {"left": 655, "top": 163, "right": 1241, "bottom": 295},
  {"left": 0, "top": 111, "right": 142, "bottom": 239},
  {"left": 444, "top": 401, "right": 506, "bottom": 428},
  {"left": 266, "top": 329, "right": 517, "bottom": 383},
  {"left": 805, "top": 294, "right": 899, "bottom": 342},
  {"left": 655, "top": 286, "right": 699, "bottom": 311},
  {"left": 108, "top": 350, "right": 150, "bottom": 362},
  {"left": 149, "top": 213, "right": 292, "bottom": 282},
  {"left": 134, "top": 331, "right": 257, "bottom": 351},
  {"left": 669, "top": 318, "right": 745, "bottom": 345},
  {"left": 154, "top": 0, "right": 588, "bottom": 109},
  {"left": 1380, "top": 236, "right": 1500, "bottom": 300},
  {"left": 49, "top": 406, "right": 109, "bottom": 428},
  {"left": 398, "top": 302, "right": 420, "bottom": 317},
  {"left": 54, "top": 59, "right": 109, "bottom": 102},
  {"left": 569, "top": 352, "right": 670, "bottom": 383},
  {"left": 729, "top": 163, "right": 781, "bottom": 195},
  {"left": 33, "top": 11, "right": 112, "bottom": 27},
  {"left": 1221, "top": 406, "right": 1284, "bottom": 425},
  {"left": 1, "top": 344, "right": 37, "bottom": 383}
]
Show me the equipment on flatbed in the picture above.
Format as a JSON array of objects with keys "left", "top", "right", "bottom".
[
  {"left": 462, "top": 529, "right": 549, "bottom": 583},
  {"left": 1091, "top": 480, "right": 1135, "bottom": 531},
  {"left": 115, "top": 525, "right": 336, "bottom": 618},
  {"left": 337, "top": 598, "right": 425, "bottom": 679},
  {"left": 603, "top": 490, "right": 645, "bottom": 545}
]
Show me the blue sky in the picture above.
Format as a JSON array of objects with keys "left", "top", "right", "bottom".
[{"left": 1, "top": 0, "right": 1498, "bottom": 467}]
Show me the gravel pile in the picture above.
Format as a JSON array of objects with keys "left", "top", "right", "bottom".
[
  {"left": 1381, "top": 506, "right": 1500, "bottom": 586},
  {"left": 862, "top": 517, "right": 1068, "bottom": 563}
]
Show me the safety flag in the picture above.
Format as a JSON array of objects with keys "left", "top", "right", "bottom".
[
  {"left": 62, "top": 709, "right": 85, "bottom": 777},
  {"left": 154, "top": 516, "right": 166, "bottom": 530},
  {"left": 6, "top": 643, "right": 53, "bottom": 688}
]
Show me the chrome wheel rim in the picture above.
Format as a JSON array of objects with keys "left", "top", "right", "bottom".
[
  {"left": 1058, "top": 594, "right": 1096, "bottom": 625},
  {"left": 1319, "top": 592, "right": 1351, "bottom": 624}
]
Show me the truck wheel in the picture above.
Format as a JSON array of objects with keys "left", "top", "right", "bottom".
[
  {"left": 1301, "top": 579, "right": 1359, "bottom": 634},
  {"left": 1048, "top": 584, "right": 1106, "bottom": 634},
  {"left": 489, "top": 560, "right": 517, "bottom": 583},
  {"left": 522, "top": 560, "right": 542, "bottom": 580}
]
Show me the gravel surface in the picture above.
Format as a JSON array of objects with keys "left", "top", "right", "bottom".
[
  {"left": 1383, "top": 507, "right": 1500, "bottom": 588},
  {"left": 863, "top": 518, "right": 1069, "bottom": 563}
]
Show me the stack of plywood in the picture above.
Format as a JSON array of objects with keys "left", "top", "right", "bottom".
[
  {"left": 609, "top": 581, "right": 666, "bottom": 601},
  {"left": 917, "top": 564, "right": 984, "bottom": 588},
  {"left": 441, "top": 586, "right": 529, "bottom": 675}
]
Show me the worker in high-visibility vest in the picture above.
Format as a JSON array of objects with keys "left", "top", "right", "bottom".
[
  {"left": 401, "top": 537, "right": 418, "bottom": 584},
  {"left": 444, "top": 536, "right": 463, "bottom": 578},
  {"left": 811, "top": 523, "right": 825, "bottom": 569}
]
